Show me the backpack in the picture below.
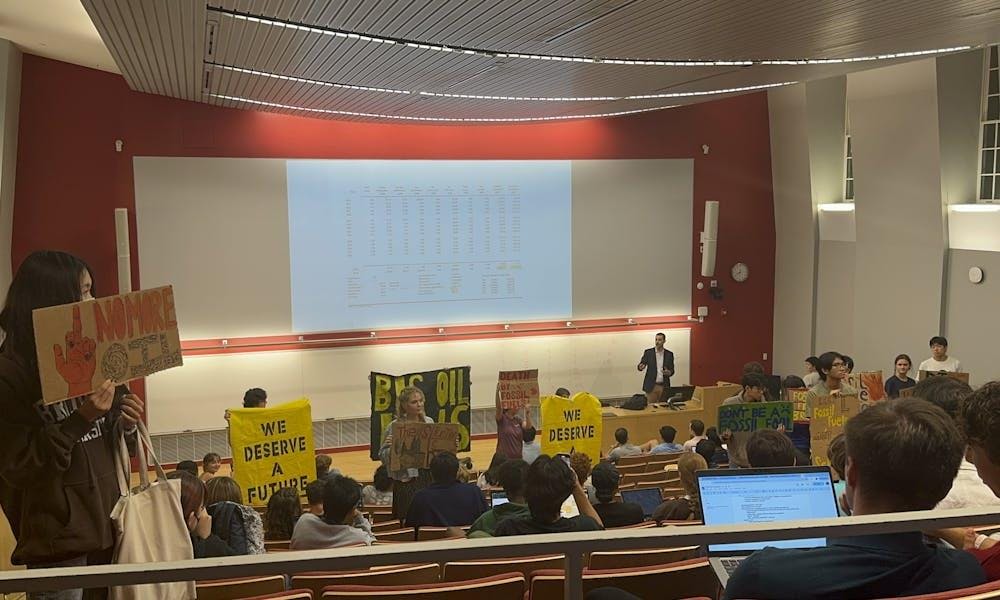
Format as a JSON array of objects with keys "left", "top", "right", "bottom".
[
  {"left": 621, "top": 393, "right": 648, "bottom": 411},
  {"left": 207, "top": 501, "right": 265, "bottom": 555}
]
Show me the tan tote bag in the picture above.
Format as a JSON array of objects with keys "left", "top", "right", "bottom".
[{"left": 110, "top": 421, "right": 196, "bottom": 600}]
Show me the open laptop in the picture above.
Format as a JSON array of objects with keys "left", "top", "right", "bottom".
[
  {"left": 697, "top": 466, "right": 839, "bottom": 587},
  {"left": 620, "top": 487, "right": 665, "bottom": 520}
]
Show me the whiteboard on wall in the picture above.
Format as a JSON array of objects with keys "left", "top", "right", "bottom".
[{"left": 146, "top": 328, "right": 690, "bottom": 434}]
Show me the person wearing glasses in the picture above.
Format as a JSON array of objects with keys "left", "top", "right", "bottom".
[{"left": 805, "top": 352, "right": 858, "bottom": 417}]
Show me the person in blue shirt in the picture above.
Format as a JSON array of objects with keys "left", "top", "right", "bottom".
[
  {"left": 650, "top": 425, "right": 685, "bottom": 454},
  {"left": 404, "top": 452, "right": 488, "bottom": 529}
]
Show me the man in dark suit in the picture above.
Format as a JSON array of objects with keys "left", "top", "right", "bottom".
[{"left": 637, "top": 332, "right": 674, "bottom": 404}]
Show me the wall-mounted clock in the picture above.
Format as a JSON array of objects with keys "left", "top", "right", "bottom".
[
  {"left": 731, "top": 262, "right": 750, "bottom": 283},
  {"left": 970, "top": 266, "right": 985, "bottom": 284}
]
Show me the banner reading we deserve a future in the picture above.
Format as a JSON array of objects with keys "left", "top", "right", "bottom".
[{"left": 229, "top": 398, "right": 315, "bottom": 507}]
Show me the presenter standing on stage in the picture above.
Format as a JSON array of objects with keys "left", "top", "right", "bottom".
[{"left": 638, "top": 332, "right": 674, "bottom": 404}]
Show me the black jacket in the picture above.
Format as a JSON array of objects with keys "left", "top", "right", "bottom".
[
  {"left": 639, "top": 347, "right": 675, "bottom": 392},
  {"left": 0, "top": 355, "right": 133, "bottom": 565}
]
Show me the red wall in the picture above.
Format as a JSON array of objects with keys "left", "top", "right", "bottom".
[{"left": 12, "top": 54, "right": 776, "bottom": 385}]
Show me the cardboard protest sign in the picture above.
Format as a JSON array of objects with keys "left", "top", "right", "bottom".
[
  {"left": 32, "top": 285, "right": 182, "bottom": 405},
  {"left": 899, "top": 386, "right": 917, "bottom": 398},
  {"left": 229, "top": 398, "right": 315, "bottom": 507},
  {"left": 540, "top": 392, "right": 603, "bottom": 462},
  {"left": 788, "top": 388, "right": 810, "bottom": 421},
  {"left": 717, "top": 401, "right": 793, "bottom": 433},
  {"left": 389, "top": 421, "right": 461, "bottom": 472},
  {"left": 810, "top": 394, "right": 860, "bottom": 469},
  {"left": 497, "top": 369, "right": 539, "bottom": 411},
  {"left": 369, "top": 366, "right": 471, "bottom": 460},
  {"left": 847, "top": 371, "right": 886, "bottom": 410},
  {"left": 920, "top": 370, "right": 970, "bottom": 384}
]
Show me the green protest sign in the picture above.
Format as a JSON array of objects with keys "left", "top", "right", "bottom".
[{"left": 718, "top": 401, "right": 793, "bottom": 433}]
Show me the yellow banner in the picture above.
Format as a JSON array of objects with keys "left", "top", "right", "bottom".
[
  {"left": 540, "top": 392, "right": 603, "bottom": 463},
  {"left": 229, "top": 398, "right": 315, "bottom": 507}
]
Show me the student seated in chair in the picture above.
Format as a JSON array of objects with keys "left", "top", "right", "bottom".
[
  {"left": 682, "top": 419, "right": 707, "bottom": 452},
  {"left": 590, "top": 463, "right": 644, "bottom": 528},
  {"left": 723, "top": 399, "right": 984, "bottom": 600},
  {"left": 494, "top": 454, "right": 604, "bottom": 536},
  {"left": 290, "top": 475, "right": 374, "bottom": 549},
  {"left": 304, "top": 479, "right": 325, "bottom": 515},
  {"left": 607, "top": 428, "right": 656, "bottom": 463},
  {"left": 405, "top": 451, "right": 488, "bottom": 528},
  {"left": 745, "top": 429, "right": 796, "bottom": 468},
  {"left": 650, "top": 425, "right": 685, "bottom": 454},
  {"left": 934, "top": 381, "right": 1000, "bottom": 577},
  {"left": 467, "top": 459, "right": 531, "bottom": 538}
]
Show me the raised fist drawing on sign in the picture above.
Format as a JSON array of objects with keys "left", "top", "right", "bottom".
[{"left": 53, "top": 305, "right": 97, "bottom": 398}]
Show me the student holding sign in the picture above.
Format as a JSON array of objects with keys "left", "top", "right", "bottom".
[
  {"left": 378, "top": 386, "right": 435, "bottom": 521},
  {"left": 884, "top": 354, "right": 917, "bottom": 399},
  {"left": 0, "top": 251, "right": 144, "bottom": 588},
  {"left": 804, "top": 351, "right": 858, "bottom": 416},
  {"left": 495, "top": 371, "right": 537, "bottom": 460}
]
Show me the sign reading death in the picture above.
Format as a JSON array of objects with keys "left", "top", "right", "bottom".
[
  {"left": 497, "top": 369, "right": 539, "bottom": 411},
  {"left": 33, "top": 285, "right": 183, "bottom": 405}
]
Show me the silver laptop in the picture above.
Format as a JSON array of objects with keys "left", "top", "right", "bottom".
[{"left": 697, "top": 466, "right": 839, "bottom": 587}]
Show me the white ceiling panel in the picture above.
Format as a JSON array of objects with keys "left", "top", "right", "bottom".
[{"left": 78, "top": 0, "right": 1000, "bottom": 123}]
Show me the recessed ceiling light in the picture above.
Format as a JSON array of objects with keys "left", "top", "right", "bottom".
[
  {"left": 208, "top": 93, "right": 677, "bottom": 122},
  {"left": 208, "top": 63, "right": 795, "bottom": 102},
  {"left": 210, "top": 8, "right": 970, "bottom": 68}
]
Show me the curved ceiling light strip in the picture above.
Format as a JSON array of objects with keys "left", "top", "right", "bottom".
[
  {"left": 207, "top": 93, "right": 678, "bottom": 122},
  {"left": 209, "top": 63, "right": 795, "bottom": 101},
  {"left": 210, "top": 8, "right": 971, "bottom": 68}
]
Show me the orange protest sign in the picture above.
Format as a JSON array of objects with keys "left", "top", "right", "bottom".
[{"left": 32, "top": 286, "right": 183, "bottom": 404}]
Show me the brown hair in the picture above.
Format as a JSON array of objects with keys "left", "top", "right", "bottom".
[
  {"left": 569, "top": 452, "right": 593, "bottom": 485},
  {"left": 845, "top": 398, "right": 963, "bottom": 511},
  {"left": 205, "top": 475, "right": 243, "bottom": 505},
  {"left": 169, "top": 471, "right": 205, "bottom": 519},
  {"left": 827, "top": 433, "right": 846, "bottom": 480},
  {"left": 678, "top": 452, "right": 707, "bottom": 496}
]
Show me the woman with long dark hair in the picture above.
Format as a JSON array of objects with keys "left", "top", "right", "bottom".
[{"left": 0, "top": 251, "right": 143, "bottom": 599}]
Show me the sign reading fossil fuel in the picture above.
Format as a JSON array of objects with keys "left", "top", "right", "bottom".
[
  {"left": 32, "top": 285, "right": 183, "bottom": 405},
  {"left": 369, "top": 366, "right": 472, "bottom": 460},
  {"left": 229, "top": 398, "right": 315, "bottom": 507}
]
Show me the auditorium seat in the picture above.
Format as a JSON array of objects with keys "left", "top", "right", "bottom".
[
  {"left": 620, "top": 472, "right": 652, "bottom": 486},
  {"left": 879, "top": 580, "right": 1000, "bottom": 599},
  {"left": 615, "top": 464, "right": 648, "bottom": 476},
  {"left": 320, "top": 572, "right": 525, "bottom": 599},
  {"left": 606, "top": 521, "right": 656, "bottom": 530},
  {"left": 370, "top": 512, "right": 397, "bottom": 524},
  {"left": 370, "top": 519, "right": 403, "bottom": 532},
  {"left": 238, "top": 590, "right": 313, "bottom": 600},
  {"left": 441, "top": 555, "right": 564, "bottom": 582},
  {"left": 615, "top": 455, "right": 649, "bottom": 468},
  {"left": 196, "top": 575, "right": 287, "bottom": 600},
  {"left": 527, "top": 558, "right": 717, "bottom": 600},
  {"left": 264, "top": 540, "right": 291, "bottom": 551},
  {"left": 647, "top": 452, "right": 684, "bottom": 466},
  {"left": 374, "top": 528, "right": 416, "bottom": 542},
  {"left": 416, "top": 526, "right": 465, "bottom": 541},
  {"left": 588, "top": 546, "right": 700, "bottom": 569},
  {"left": 291, "top": 564, "right": 441, "bottom": 596}
]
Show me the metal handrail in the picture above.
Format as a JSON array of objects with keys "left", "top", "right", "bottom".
[{"left": 1, "top": 507, "right": 998, "bottom": 599}]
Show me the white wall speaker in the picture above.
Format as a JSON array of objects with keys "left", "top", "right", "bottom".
[
  {"left": 114, "top": 208, "right": 132, "bottom": 293},
  {"left": 700, "top": 201, "right": 719, "bottom": 277}
]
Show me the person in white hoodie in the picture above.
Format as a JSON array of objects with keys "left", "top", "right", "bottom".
[{"left": 290, "top": 475, "right": 374, "bottom": 550}]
